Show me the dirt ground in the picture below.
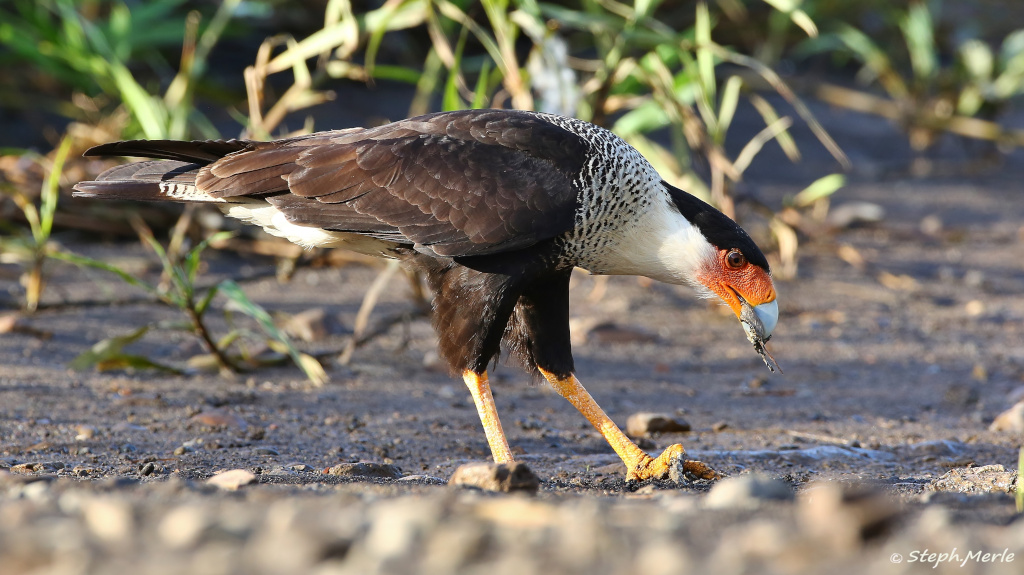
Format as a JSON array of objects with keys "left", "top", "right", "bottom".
[{"left": 2, "top": 99, "right": 1024, "bottom": 574}]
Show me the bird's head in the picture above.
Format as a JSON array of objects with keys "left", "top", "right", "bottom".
[{"left": 666, "top": 184, "right": 780, "bottom": 371}]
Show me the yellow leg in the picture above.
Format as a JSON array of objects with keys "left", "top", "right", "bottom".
[
  {"left": 538, "top": 368, "right": 720, "bottom": 482},
  {"left": 462, "top": 370, "right": 514, "bottom": 464}
]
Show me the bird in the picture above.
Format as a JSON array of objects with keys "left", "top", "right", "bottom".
[{"left": 73, "top": 108, "right": 779, "bottom": 483}]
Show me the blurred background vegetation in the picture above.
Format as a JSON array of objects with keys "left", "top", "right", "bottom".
[{"left": 2, "top": 0, "right": 1024, "bottom": 377}]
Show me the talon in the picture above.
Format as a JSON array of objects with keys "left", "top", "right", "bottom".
[
  {"left": 626, "top": 444, "right": 722, "bottom": 483},
  {"left": 681, "top": 459, "right": 722, "bottom": 481}
]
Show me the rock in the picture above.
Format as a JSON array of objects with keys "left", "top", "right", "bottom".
[
  {"left": 158, "top": 505, "right": 210, "bottom": 549},
  {"left": 903, "top": 440, "right": 964, "bottom": 457},
  {"left": 10, "top": 462, "right": 63, "bottom": 474},
  {"left": 989, "top": 401, "right": 1024, "bottom": 433},
  {"left": 928, "top": 464, "right": 1017, "bottom": 495},
  {"left": 827, "top": 201, "right": 885, "bottom": 228},
  {"left": 398, "top": 474, "right": 447, "bottom": 485},
  {"left": 75, "top": 424, "right": 98, "bottom": 441},
  {"left": 712, "top": 421, "right": 730, "bottom": 432},
  {"left": 449, "top": 462, "right": 539, "bottom": 493},
  {"left": 81, "top": 498, "right": 134, "bottom": 543},
  {"left": 253, "top": 447, "right": 280, "bottom": 456},
  {"left": 798, "top": 482, "right": 899, "bottom": 551},
  {"left": 207, "top": 469, "right": 257, "bottom": 491},
  {"left": 190, "top": 408, "right": 248, "bottom": 431},
  {"left": 284, "top": 462, "right": 313, "bottom": 472},
  {"left": 704, "top": 474, "right": 794, "bottom": 509},
  {"left": 626, "top": 413, "right": 691, "bottom": 437},
  {"left": 325, "top": 462, "right": 403, "bottom": 479}
]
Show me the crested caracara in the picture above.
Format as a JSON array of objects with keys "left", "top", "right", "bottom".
[{"left": 73, "top": 109, "right": 779, "bottom": 482}]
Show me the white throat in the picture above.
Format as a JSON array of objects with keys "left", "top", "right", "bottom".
[{"left": 577, "top": 195, "right": 716, "bottom": 290}]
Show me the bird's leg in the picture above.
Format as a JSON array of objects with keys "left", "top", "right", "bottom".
[
  {"left": 537, "top": 368, "right": 720, "bottom": 482},
  {"left": 462, "top": 369, "right": 514, "bottom": 464}
]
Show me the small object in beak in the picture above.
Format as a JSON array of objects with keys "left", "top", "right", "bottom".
[{"left": 739, "top": 300, "right": 782, "bottom": 374}]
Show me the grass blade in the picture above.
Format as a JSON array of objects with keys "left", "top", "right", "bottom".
[{"left": 218, "top": 280, "right": 328, "bottom": 385}]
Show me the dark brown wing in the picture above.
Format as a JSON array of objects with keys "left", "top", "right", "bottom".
[{"left": 197, "top": 110, "right": 587, "bottom": 257}]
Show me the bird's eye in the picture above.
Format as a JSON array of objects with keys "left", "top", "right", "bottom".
[{"left": 726, "top": 250, "right": 746, "bottom": 269}]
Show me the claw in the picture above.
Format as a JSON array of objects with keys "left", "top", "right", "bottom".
[{"left": 625, "top": 444, "right": 722, "bottom": 484}]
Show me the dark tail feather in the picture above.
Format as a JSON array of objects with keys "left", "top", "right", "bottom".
[
  {"left": 72, "top": 160, "right": 222, "bottom": 203},
  {"left": 84, "top": 139, "right": 254, "bottom": 164}
]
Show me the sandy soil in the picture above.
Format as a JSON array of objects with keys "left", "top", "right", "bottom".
[{"left": 2, "top": 99, "right": 1024, "bottom": 573}]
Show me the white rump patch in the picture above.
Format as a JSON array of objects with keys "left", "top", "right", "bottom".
[{"left": 221, "top": 203, "right": 400, "bottom": 257}]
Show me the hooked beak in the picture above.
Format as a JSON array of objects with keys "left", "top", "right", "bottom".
[{"left": 752, "top": 300, "right": 778, "bottom": 341}]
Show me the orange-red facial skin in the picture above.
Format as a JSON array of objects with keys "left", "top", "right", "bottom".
[{"left": 695, "top": 249, "right": 776, "bottom": 318}]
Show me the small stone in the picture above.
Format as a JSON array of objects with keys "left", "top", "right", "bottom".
[
  {"left": 397, "top": 474, "right": 447, "bottom": 485},
  {"left": 206, "top": 469, "right": 257, "bottom": 491},
  {"left": 928, "top": 464, "right": 1017, "bottom": 495},
  {"left": 139, "top": 462, "right": 156, "bottom": 476},
  {"left": 190, "top": 409, "right": 248, "bottom": 430},
  {"left": 798, "top": 482, "right": 899, "bottom": 551},
  {"left": 284, "top": 462, "right": 313, "bottom": 472},
  {"left": 449, "top": 462, "right": 539, "bottom": 493},
  {"left": 626, "top": 413, "right": 691, "bottom": 437},
  {"left": 159, "top": 505, "right": 209, "bottom": 549},
  {"left": 989, "top": 401, "right": 1024, "bottom": 433},
  {"left": 75, "top": 424, "right": 98, "bottom": 441},
  {"left": 10, "top": 462, "right": 63, "bottom": 474},
  {"left": 82, "top": 498, "right": 135, "bottom": 543},
  {"left": 827, "top": 202, "right": 885, "bottom": 228},
  {"left": 324, "top": 462, "right": 403, "bottom": 479},
  {"left": 705, "top": 474, "right": 793, "bottom": 509},
  {"left": 253, "top": 447, "right": 280, "bottom": 456},
  {"left": 712, "top": 421, "right": 729, "bottom": 432}
]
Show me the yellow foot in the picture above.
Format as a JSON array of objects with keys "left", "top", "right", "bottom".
[{"left": 625, "top": 444, "right": 723, "bottom": 483}]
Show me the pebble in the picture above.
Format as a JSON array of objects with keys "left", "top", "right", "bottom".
[
  {"left": 449, "top": 462, "right": 539, "bottom": 493},
  {"left": 324, "top": 462, "right": 403, "bottom": 479},
  {"left": 158, "top": 505, "right": 210, "bottom": 549},
  {"left": 397, "top": 474, "right": 447, "bottom": 485},
  {"left": 284, "top": 462, "right": 313, "bottom": 472},
  {"left": 928, "top": 464, "right": 1017, "bottom": 495},
  {"left": 10, "top": 462, "right": 63, "bottom": 474},
  {"left": 798, "top": 482, "right": 899, "bottom": 551},
  {"left": 989, "top": 401, "right": 1024, "bottom": 433},
  {"left": 827, "top": 201, "right": 885, "bottom": 228},
  {"left": 704, "top": 474, "right": 794, "bottom": 509},
  {"left": 81, "top": 498, "right": 135, "bottom": 542},
  {"left": 712, "top": 421, "right": 730, "bottom": 432},
  {"left": 626, "top": 413, "right": 691, "bottom": 437},
  {"left": 207, "top": 469, "right": 257, "bottom": 491},
  {"left": 253, "top": 447, "right": 280, "bottom": 456},
  {"left": 191, "top": 409, "right": 248, "bottom": 430},
  {"left": 75, "top": 424, "right": 98, "bottom": 441}
]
